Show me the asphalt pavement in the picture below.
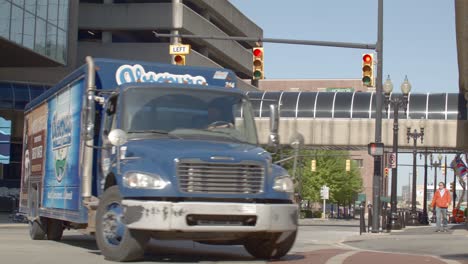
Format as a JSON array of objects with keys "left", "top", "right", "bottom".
[{"left": 1, "top": 213, "right": 467, "bottom": 264}]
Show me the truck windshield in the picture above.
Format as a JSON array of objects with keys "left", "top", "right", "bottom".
[{"left": 121, "top": 87, "right": 258, "bottom": 145}]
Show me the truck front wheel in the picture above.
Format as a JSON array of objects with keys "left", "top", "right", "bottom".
[
  {"left": 95, "top": 186, "right": 149, "bottom": 262},
  {"left": 244, "top": 231, "right": 297, "bottom": 259}
]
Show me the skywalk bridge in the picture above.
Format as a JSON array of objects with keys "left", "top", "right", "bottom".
[{"left": 247, "top": 91, "right": 468, "bottom": 151}]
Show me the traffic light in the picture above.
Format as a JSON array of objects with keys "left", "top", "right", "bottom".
[
  {"left": 384, "top": 167, "right": 389, "bottom": 177},
  {"left": 441, "top": 163, "right": 446, "bottom": 176},
  {"left": 450, "top": 182, "right": 455, "bottom": 192},
  {"left": 361, "top": 53, "right": 374, "bottom": 87},
  {"left": 173, "top": 54, "right": 185, "bottom": 66},
  {"left": 346, "top": 159, "right": 351, "bottom": 172},
  {"left": 252, "top": 47, "right": 264, "bottom": 80},
  {"left": 311, "top": 160, "right": 316, "bottom": 172}
]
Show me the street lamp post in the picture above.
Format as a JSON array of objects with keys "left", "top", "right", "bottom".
[
  {"left": 430, "top": 153, "right": 443, "bottom": 223},
  {"left": 406, "top": 118, "right": 425, "bottom": 225},
  {"left": 383, "top": 75, "right": 411, "bottom": 230},
  {"left": 419, "top": 150, "right": 429, "bottom": 225}
]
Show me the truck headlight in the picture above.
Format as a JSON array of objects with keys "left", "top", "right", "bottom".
[
  {"left": 123, "top": 172, "right": 168, "bottom": 189},
  {"left": 273, "top": 176, "right": 294, "bottom": 193}
]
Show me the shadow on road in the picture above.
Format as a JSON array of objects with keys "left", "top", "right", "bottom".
[
  {"left": 440, "top": 253, "right": 468, "bottom": 261},
  {"left": 58, "top": 234, "right": 99, "bottom": 251},
  {"left": 58, "top": 233, "right": 304, "bottom": 262}
]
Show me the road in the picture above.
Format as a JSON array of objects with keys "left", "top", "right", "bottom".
[{"left": 1, "top": 219, "right": 467, "bottom": 264}]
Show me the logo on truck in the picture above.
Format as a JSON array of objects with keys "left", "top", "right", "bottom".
[
  {"left": 51, "top": 89, "right": 73, "bottom": 183},
  {"left": 115, "top": 64, "right": 208, "bottom": 86}
]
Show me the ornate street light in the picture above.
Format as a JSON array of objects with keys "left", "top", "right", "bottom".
[
  {"left": 406, "top": 117, "right": 425, "bottom": 225},
  {"left": 383, "top": 75, "right": 411, "bottom": 230}
]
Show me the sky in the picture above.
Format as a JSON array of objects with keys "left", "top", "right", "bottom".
[
  {"left": 230, "top": 0, "right": 459, "bottom": 93},
  {"left": 229, "top": 0, "right": 460, "bottom": 196}
]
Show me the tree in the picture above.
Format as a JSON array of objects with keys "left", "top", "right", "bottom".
[{"left": 274, "top": 149, "right": 363, "bottom": 206}]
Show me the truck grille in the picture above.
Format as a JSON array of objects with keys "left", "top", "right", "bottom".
[{"left": 177, "top": 160, "right": 265, "bottom": 194}]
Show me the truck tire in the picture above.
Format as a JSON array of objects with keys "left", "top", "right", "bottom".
[
  {"left": 95, "top": 186, "right": 149, "bottom": 262},
  {"left": 29, "top": 217, "right": 46, "bottom": 240},
  {"left": 244, "top": 231, "right": 297, "bottom": 259},
  {"left": 46, "top": 218, "right": 64, "bottom": 241}
]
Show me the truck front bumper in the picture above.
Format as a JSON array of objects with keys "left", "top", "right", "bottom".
[{"left": 122, "top": 200, "right": 298, "bottom": 232}]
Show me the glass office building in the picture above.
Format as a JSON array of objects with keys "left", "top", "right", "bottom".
[
  {"left": 0, "top": 82, "right": 49, "bottom": 183},
  {"left": 0, "top": 0, "right": 69, "bottom": 64}
]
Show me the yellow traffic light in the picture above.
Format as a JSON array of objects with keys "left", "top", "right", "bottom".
[
  {"left": 252, "top": 47, "right": 264, "bottom": 80},
  {"left": 362, "top": 53, "right": 374, "bottom": 87},
  {"left": 441, "top": 163, "right": 446, "bottom": 176},
  {"left": 311, "top": 160, "right": 316, "bottom": 172},
  {"left": 346, "top": 159, "right": 351, "bottom": 172},
  {"left": 174, "top": 54, "right": 186, "bottom": 66}
]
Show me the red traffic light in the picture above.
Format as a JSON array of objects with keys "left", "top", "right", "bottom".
[
  {"left": 174, "top": 55, "right": 184, "bottom": 64},
  {"left": 363, "top": 54, "right": 372, "bottom": 63},
  {"left": 253, "top": 48, "right": 263, "bottom": 57}
]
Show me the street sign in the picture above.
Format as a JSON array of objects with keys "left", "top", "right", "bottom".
[
  {"left": 388, "top": 152, "right": 396, "bottom": 168},
  {"left": 169, "top": 44, "right": 191, "bottom": 55},
  {"left": 357, "top": 193, "right": 366, "bottom": 202},
  {"left": 380, "top": 196, "right": 390, "bottom": 203},
  {"left": 320, "top": 185, "right": 329, "bottom": 200}
]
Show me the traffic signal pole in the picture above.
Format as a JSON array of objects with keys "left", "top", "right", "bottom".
[
  {"left": 153, "top": 33, "right": 376, "bottom": 51},
  {"left": 371, "top": 0, "right": 384, "bottom": 233},
  {"left": 171, "top": 0, "right": 182, "bottom": 64}
]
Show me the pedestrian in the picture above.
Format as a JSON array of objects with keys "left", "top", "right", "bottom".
[{"left": 430, "top": 182, "right": 451, "bottom": 232}]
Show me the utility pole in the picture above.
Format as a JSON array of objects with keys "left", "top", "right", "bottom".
[
  {"left": 371, "top": 0, "right": 384, "bottom": 233},
  {"left": 171, "top": 0, "right": 182, "bottom": 64}
]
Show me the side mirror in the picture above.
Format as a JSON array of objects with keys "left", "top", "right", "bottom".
[
  {"left": 269, "top": 104, "right": 280, "bottom": 147},
  {"left": 108, "top": 129, "right": 128, "bottom": 146}
]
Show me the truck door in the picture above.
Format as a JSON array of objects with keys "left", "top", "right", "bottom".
[{"left": 99, "top": 96, "right": 117, "bottom": 192}]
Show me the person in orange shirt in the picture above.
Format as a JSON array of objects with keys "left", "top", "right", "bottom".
[{"left": 431, "top": 182, "right": 452, "bottom": 232}]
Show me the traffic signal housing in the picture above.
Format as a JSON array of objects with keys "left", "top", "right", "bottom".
[
  {"left": 362, "top": 53, "right": 374, "bottom": 87},
  {"left": 346, "top": 159, "right": 351, "bottom": 172},
  {"left": 173, "top": 54, "right": 185, "bottom": 65},
  {"left": 384, "top": 167, "right": 389, "bottom": 177},
  {"left": 450, "top": 182, "right": 455, "bottom": 192},
  {"left": 252, "top": 47, "right": 264, "bottom": 80}
]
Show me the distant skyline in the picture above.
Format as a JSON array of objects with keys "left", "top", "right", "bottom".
[
  {"left": 230, "top": 0, "right": 459, "bottom": 94},
  {"left": 229, "top": 0, "right": 461, "bottom": 195}
]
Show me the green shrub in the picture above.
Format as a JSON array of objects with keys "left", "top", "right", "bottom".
[{"left": 312, "top": 211, "right": 323, "bottom": 218}]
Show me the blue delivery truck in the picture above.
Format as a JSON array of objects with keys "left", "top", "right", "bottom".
[{"left": 19, "top": 57, "right": 297, "bottom": 261}]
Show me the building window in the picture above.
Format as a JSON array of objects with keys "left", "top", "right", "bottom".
[
  {"left": 78, "top": 29, "right": 102, "bottom": 42},
  {"left": 10, "top": 4, "right": 24, "bottom": 44},
  {"left": 22, "top": 11, "right": 35, "bottom": 50},
  {"left": 0, "top": 1, "right": 11, "bottom": 39},
  {"left": 353, "top": 159, "right": 364, "bottom": 168},
  {"left": 112, "top": 30, "right": 170, "bottom": 43},
  {"left": 46, "top": 23, "right": 58, "bottom": 59}
]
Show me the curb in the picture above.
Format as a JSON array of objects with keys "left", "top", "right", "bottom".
[
  {"left": 336, "top": 241, "right": 461, "bottom": 264},
  {"left": 0, "top": 223, "right": 27, "bottom": 229}
]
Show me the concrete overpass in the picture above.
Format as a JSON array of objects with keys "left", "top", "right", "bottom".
[
  {"left": 456, "top": 0, "right": 468, "bottom": 98},
  {"left": 247, "top": 91, "right": 468, "bottom": 151}
]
